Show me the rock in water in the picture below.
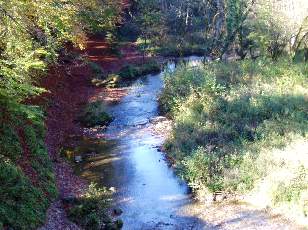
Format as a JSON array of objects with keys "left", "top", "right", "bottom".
[
  {"left": 149, "top": 116, "right": 167, "bottom": 124},
  {"left": 113, "top": 208, "right": 123, "bottom": 216},
  {"left": 74, "top": 155, "right": 82, "bottom": 163},
  {"left": 115, "top": 219, "right": 123, "bottom": 228}
]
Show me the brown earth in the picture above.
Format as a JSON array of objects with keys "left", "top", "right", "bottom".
[{"left": 34, "top": 34, "right": 152, "bottom": 229}]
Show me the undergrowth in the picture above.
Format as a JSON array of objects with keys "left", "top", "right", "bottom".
[
  {"left": 78, "top": 101, "right": 113, "bottom": 127},
  {"left": 67, "top": 183, "right": 123, "bottom": 230},
  {"left": 91, "top": 60, "right": 161, "bottom": 88},
  {"left": 159, "top": 57, "right": 308, "bottom": 221},
  {"left": 118, "top": 61, "right": 161, "bottom": 80},
  {"left": 136, "top": 33, "right": 209, "bottom": 57},
  {"left": 0, "top": 99, "right": 57, "bottom": 229}
]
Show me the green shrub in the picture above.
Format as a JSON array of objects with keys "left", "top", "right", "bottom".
[
  {"left": 78, "top": 101, "right": 113, "bottom": 127},
  {"left": 0, "top": 101, "right": 57, "bottom": 229},
  {"left": 67, "top": 183, "right": 122, "bottom": 230},
  {"left": 160, "top": 58, "right": 308, "bottom": 217},
  {"left": 180, "top": 147, "right": 228, "bottom": 192},
  {"left": 118, "top": 65, "right": 139, "bottom": 80},
  {"left": 0, "top": 123, "right": 23, "bottom": 161},
  {"left": 118, "top": 61, "right": 161, "bottom": 81},
  {"left": 139, "top": 61, "right": 161, "bottom": 75},
  {"left": 0, "top": 158, "right": 50, "bottom": 230},
  {"left": 89, "top": 62, "right": 105, "bottom": 78}
]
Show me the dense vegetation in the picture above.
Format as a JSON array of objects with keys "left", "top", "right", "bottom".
[
  {"left": 0, "top": 0, "right": 307, "bottom": 228},
  {"left": 78, "top": 102, "right": 113, "bottom": 128},
  {"left": 0, "top": 100, "right": 57, "bottom": 229},
  {"left": 158, "top": 0, "right": 308, "bottom": 224},
  {"left": 66, "top": 183, "right": 123, "bottom": 230},
  {"left": 0, "top": 0, "right": 121, "bottom": 229},
  {"left": 130, "top": 0, "right": 308, "bottom": 58},
  {"left": 90, "top": 60, "right": 161, "bottom": 88},
  {"left": 160, "top": 59, "right": 307, "bottom": 216}
]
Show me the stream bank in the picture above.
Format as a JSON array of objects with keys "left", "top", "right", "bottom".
[
  {"left": 69, "top": 57, "right": 301, "bottom": 229},
  {"left": 39, "top": 35, "right": 154, "bottom": 229}
]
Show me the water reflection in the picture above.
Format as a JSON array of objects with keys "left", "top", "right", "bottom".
[{"left": 76, "top": 56, "right": 207, "bottom": 229}]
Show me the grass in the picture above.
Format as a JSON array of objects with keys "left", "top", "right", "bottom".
[{"left": 159, "top": 57, "right": 308, "bottom": 222}]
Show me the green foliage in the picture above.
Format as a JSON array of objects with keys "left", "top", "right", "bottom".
[
  {"left": 0, "top": 1, "right": 121, "bottom": 229},
  {"left": 0, "top": 158, "right": 50, "bottom": 230},
  {"left": 273, "top": 166, "right": 307, "bottom": 204},
  {"left": 117, "top": 22, "right": 140, "bottom": 42},
  {"left": 0, "top": 1, "right": 122, "bottom": 226},
  {"left": 23, "top": 124, "right": 57, "bottom": 197},
  {"left": 89, "top": 61, "right": 106, "bottom": 79},
  {"left": 133, "top": 0, "right": 213, "bottom": 57},
  {"left": 181, "top": 147, "right": 227, "bottom": 192},
  {"left": 118, "top": 61, "right": 161, "bottom": 80},
  {"left": 134, "top": 0, "right": 305, "bottom": 59},
  {"left": 91, "top": 61, "right": 161, "bottom": 87},
  {"left": 0, "top": 100, "right": 57, "bottom": 229},
  {"left": 0, "top": 123, "right": 23, "bottom": 161},
  {"left": 160, "top": 58, "right": 307, "bottom": 216},
  {"left": 67, "top": 183, "right": 122, "bottom": 230},
  {"left": 118, "top": 65, "right": 139, "bottom": 80},
  {"left": 78, "top": 101, "right": 113, "bottom": 127},
  {"left": 0, "top": 0, "right": 121, "bottom": 102}
]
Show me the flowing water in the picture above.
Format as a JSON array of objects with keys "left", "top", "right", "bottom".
[
  {"left": 76, "top": 56, "right": 208, "bottom": 229},
  {"left": 75, "top": 56, "right": 299, "bottom": 230}
]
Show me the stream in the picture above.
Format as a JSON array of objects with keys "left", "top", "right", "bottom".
[
  {"left": 74, "top": 56, "right": 297, "bottom": 230},
  {"left": 77, "top": 56, "right": 207, "bottom": 229}
]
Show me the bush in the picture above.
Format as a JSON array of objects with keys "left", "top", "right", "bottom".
[
  {"left": 0, "top": 158, "right": 51, "bottom": 229},
  {"left": 117, "top": 22, "right": 140, "bottom": 42},
  {"left": 0, "top": 123, "right": 23, "bottom": 161},
  {"left": 89, "top": 62, "right": 106, "bottom": 80},
  {"left": 78, "top": 101, "right": 113, "bottom": 127},
  {"left": 160, "top": 58, "right": 308, "bottom": 219},
  {"left": 118, "top": 61, "right": 161, "bottom": 81},
  {"left": 0, "top": 101, "right": 57, "bottom": 229},
  {"left": 67, "top": 183, "right": 122, "bottom": 230},
  {"left": 118, "top": 65, "right": 139, "bottom": 80}
]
